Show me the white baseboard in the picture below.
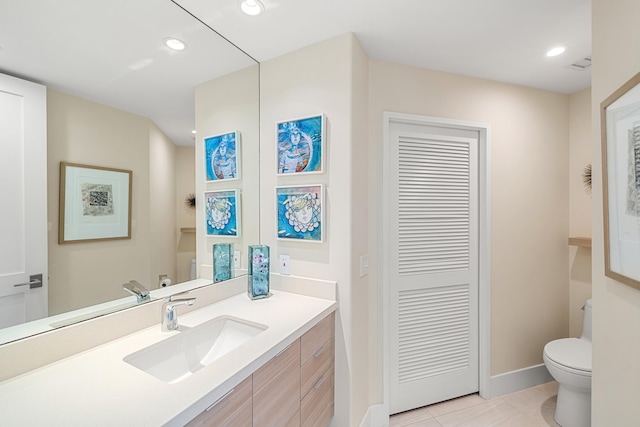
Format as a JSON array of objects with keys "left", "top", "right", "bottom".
[
  {"left": 359, "top": 404, "right": 387, "bottom": 427},
  {"left": 485, "top": 363, "right": 553, "bottom": 399},
  {"left": 361, "top": 365, "right": 551, "bottom": 426}
]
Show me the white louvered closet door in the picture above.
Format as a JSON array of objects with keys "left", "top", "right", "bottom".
[{"left": 388, "top": 120, "right": 479, "bottom": 415}]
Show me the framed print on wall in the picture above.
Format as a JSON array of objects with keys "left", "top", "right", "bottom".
[
  {"left": 276, "top": 114, "right": 324, "bottom": 175},
  {"left": 601, "top": 70, "right": 640, "bottom": 290},
  {"left": 204, "top": 131, "right": 240, "bottom": 181},
  {"left": 276, "top": 185, "right": 323, "bottom": 242},
  {"left": 204, "top": 189, "right": 240, "bottom": 237},
  {"left": 59, "top": 162, "right": 132, "bottom": 244}
]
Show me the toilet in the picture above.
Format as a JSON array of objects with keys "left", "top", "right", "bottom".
[{"left": 543, "top": 299, "right": 592, "bottom": 427}]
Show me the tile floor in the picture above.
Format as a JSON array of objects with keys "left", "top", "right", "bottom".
[{"left": 390, "top": 381, "right": 560, "bottom": 427}]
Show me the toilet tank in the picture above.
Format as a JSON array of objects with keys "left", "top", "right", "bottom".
[{"left": 580, "top": 299, "right": 592, "bottom": 341}]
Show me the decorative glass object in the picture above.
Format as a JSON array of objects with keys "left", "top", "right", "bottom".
[
  {"left": 213, "top": 243, "right": 234, "bottom": 283},
  {"left": 248, "top": 245, "right": 270, "bottom": 299}
]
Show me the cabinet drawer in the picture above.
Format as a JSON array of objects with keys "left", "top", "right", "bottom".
[
  {"left": 301, "top": 339, "right": 333, "bottom": 399},
  {"left": 301, "top": 313, "right": 334, "bottom": 366},
  {"left": 185, "top": 375, "right": 252, "bottom": 427},
  {"left": 253, "top": 339, "right": 301, "bottom": 427},
  {"left": 301, "top": 365, "right": 334, "bottom": 427}
]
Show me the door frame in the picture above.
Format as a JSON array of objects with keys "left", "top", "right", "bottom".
[{"left": 381, "top": 111, "right": 491, "bottom": 417}]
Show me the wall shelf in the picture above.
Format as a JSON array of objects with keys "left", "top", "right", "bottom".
[
  {"left": 568, "top": 237, "right": 591, "bottom": 248},
  {"left": 180, "top": 227, "right": 196, "bottom": 233}
]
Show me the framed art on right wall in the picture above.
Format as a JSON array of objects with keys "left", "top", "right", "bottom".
[
  {"left": 601, "top": 70, "right": 640, "bottom": 290},
  {"left": 276, "top": 114, "right": 324, "bottom": 175},
  {"left": 276, "top": 185, "right": 323, "bottom": 242}
]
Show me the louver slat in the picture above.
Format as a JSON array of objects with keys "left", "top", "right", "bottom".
[
  {"left": 398, "top": 284, "right": 470, "bottom": 383},
  {"left": 397, "top": 135, "right": 470, "bottom": 276}
]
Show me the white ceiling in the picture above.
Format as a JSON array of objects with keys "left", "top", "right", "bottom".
[{"left": 0, "top": 0, "right": 591, "bottom": 146}]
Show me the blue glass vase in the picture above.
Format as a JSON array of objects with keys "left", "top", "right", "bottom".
[
  {"left": 248, "top": 245, "right": 270, "bottom": 299},
  {"left": 213, "top": 243, "right": 234, "bottom": 283}
]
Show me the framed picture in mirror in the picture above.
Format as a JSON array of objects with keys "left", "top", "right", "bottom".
[
  {"left": 601, "top": 70, "right": 640, "bottom": 290},
  {"left": 276, "top": 114, "right": 324, "bottom": 175},
  {"left": 204, "top": 189, "right": 240, "bottom": 237},
  {"left": 59, "top": 162, "right": 132, "bottom": 244},
  {"left": 204, "top": 131, "right": 240, "bottom": 181}
]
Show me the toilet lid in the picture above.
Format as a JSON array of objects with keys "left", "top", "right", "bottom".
[{"left": 544, "top": 338, "right": 591, "bottom": 372}]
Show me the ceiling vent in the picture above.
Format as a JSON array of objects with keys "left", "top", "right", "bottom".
[{"left": 567, "top": 56, "right": 592, "bottom": 71}]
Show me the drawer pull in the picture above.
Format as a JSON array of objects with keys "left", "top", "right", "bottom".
[
  {"left": 312, "top": 373, "right": 327, "bottom": 391},
  {"left": 205, "top": 388, "right": 234, "bottom": 412},
  {"left": 313, "top": 342, "right": 329, "bottom": 359},
  {"left": 275, "top": 342, "right": 292, "bottom": 358}
]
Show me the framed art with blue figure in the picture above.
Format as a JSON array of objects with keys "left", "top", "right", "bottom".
[
  {"left": 276, "top": 115, "right": 324, "bottom": 175},
  {"left": 205, "top": 131, "right": 240, "bottom": 181},
  {"left": 276, "top": 185, "right": 323, "bottom": 242},
  {"left": 204, "top": 189, "right": 240, "bottom": 237}
]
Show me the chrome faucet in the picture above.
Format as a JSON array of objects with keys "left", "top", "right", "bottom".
[
  {"left": 122, "top": 280, "right": 150, "bottom": 303},
  {"left": 161, "top": 294, "right": 196, "bottom": 332}
]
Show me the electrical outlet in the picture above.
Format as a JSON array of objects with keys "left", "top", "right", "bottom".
[
  {"left": 234, "top": 251, "right": 241, "bottom": 269},
  {"left": 359, "top": 255, "right": 369, "bottom": 277},
  {"left": 279, "top": 254, "right": 290, "bottom": 275}
]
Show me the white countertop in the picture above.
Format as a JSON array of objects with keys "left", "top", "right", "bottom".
[{"left": 0, "top": 290, "right": 337, "bottom": 427}]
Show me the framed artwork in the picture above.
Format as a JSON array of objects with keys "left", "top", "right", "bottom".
[
  {"left": 601, "top": 70, "right": 640, "bottom": 290},
  {"left": 204, "top": 189, "right": 240, "bottom": 237},
  {"left": 276, "top": 114, "right": 324, "bottom": 175},
  {"left": 59, "top": 162, "right": 132, "bottom": 244},
  {"left": 276, "top": 185, "right": 323, "bottom": 242},
  {"left": 204, "top": 131, "right": 240, "bottom": 181}
]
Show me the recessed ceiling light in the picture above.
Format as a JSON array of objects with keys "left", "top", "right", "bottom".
[
  {"left": 164, "top": 37, "right": 186, "bottom": 51},
  {"left": 546, "top": 46, "right": 566, "bottom": 57},
  {"left": 192, "top": 130, "right": 197, "bottom": 134},
  {"left": 240, "top": 0, "right": 264, "bottom": 16}
]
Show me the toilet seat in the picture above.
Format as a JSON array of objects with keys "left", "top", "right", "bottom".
[{"left": 544, "top": 338, "right": 592, "bottom": 375}]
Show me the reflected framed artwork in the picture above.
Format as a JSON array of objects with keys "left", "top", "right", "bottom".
[
  {"left": 601, "top": 70, "right": 640, "bottom": 290},
  {"left": 59, "top": 162, "right": 132, "bottom": 244},
  {"left": 204, "top": 131, "right": 240, "bottom": 181},
  {"left": 204, "top": 189, "right": 240, "bottom": 237},
  {"left": 276, "top": 185, "right": 323, "bottom": 242},
  {"left": 276, "top": 114, "right": 324, "bottom": 175}
]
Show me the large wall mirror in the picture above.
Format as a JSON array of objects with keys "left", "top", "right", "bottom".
[{"left": 0, "top": 0, "right": 259, "bottom": 345}]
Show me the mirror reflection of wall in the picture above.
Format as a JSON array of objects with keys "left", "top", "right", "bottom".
[
  {"left": 46, "top": 89, "right": 187, "bottom": 315},
  {"left": 0, "top": 0, "right": 260, "bottom": 344}
]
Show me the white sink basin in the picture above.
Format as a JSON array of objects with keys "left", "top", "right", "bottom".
[{"left": 123, "top": 315, "right": 267, "bottom": 384}]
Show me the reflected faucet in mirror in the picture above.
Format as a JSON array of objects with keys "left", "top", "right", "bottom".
[{"left": 122, "top": 280, "right": 151, "bottom": 304}]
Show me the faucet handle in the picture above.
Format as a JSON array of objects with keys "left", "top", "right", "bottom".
[{"left": 168, "top": 291, "right": 191, "bottom": 302}]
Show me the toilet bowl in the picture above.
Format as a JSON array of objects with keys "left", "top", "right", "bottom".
[{"left": 543, "top": 299, "right": 592, "bottom": 427}]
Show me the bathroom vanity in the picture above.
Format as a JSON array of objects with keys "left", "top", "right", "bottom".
[{"left": 0, "top": 279, "right": 337, "bottom": 427}]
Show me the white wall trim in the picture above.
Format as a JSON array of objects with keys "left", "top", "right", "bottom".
[
  {"left": 485, "top": 364, "right": 553, "bottom": 399},
  {"left": 381, "top": 111, "right": 491, "bottom": 416},
  {"left": 361, "top": 365, "right": 551, "bottom": 427},
  {"left": 359, "top": 404, "right": 387, "bottom": 427}
]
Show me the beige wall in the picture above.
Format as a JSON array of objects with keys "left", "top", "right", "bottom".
[
  {"left": 367, "top": 59, "right": 571, "bottom": 383},
  {"left": 149, "top": 123, "right": 177, "bottom": 288},
  {"left": 568, "top": 88, "right": 592, "bottom": 337},
  {"left": 259, "top": 34, "right": 369, "bottom": 426},
  {"left": 176, "top": 146, "right": 196, "bottom": 283},
  {"left": 592, "top": 0, "right": 640, "bottom": 424},
  {"left": 195, "top": 64, "right": 260, "bottom": 280},
  {"left": 47, "top": 89, "right": 177, "bottom": 314}
]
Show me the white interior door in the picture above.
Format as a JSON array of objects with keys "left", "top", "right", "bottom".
[
  {"left": 0, "top": 73, "right": 48, "bottom": 328},
  {"left": 387, "top": 117, "right": 479, "bottom": 415}
]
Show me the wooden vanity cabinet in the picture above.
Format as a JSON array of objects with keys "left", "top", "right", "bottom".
[
  {"left": 300, "top": 313, "right": 335, "bottom": 427},
  {"left": 185, "top": 375, "right": 252, "bottom": 427},
  {"left": 184, "top": 312, "right": 335, "bottom": 427},
  {"left": 253, "top": 339, "right": 301, "bottom": 426}
]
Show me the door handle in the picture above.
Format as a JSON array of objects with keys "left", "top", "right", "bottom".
[{"left": 14, "top": 274, "right": 43, "bottom": 289}]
